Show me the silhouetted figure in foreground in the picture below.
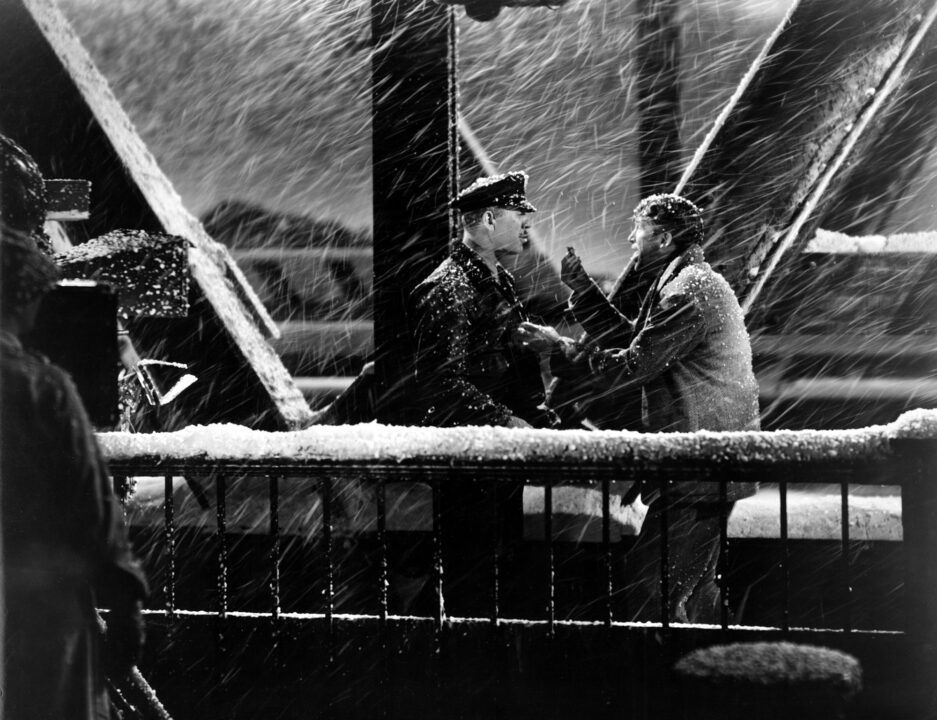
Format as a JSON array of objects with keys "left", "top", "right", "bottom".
[{"left": 1, "top": 136, "right": 148, "bottom": 719}]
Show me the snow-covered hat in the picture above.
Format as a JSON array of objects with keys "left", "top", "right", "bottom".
[{"left": 452, "top": 171, "right": 537, "bottom": 213}]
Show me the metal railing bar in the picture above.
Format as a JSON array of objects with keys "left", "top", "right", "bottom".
[
  {"left": 544, "top": 479, "right": 555, "bottom": 636},
  {"left": 105, "top": 457, "right": 897, "bottom": 482},
  {"left": 322, "top": 476, "right": 335, "bottom": 642},
  {"left": 321, "top": 475, "right": 335, "bottom": 720},
  {"left": 268, "top": 474, "right": 281, "bottom": 622},
  {"left": 375, "top": 477, "right": 389, "bottom": 720},
  {"left": 215, "top": 474, "right": 228, "bottom": 621},
  {"left": 660, "top": 480, "right": 671, "bottom": 632},
  {"left": 841, "top": 481, "right": 852, "bottom": 633},
  {"left": 135, "top": 607, "right": 904, "bottom": 634},
  {"left": 719, "top": 478, "right": 730, "bottom": 632},
  {"left": 377, "top": 478, "right": 388, "bottom": 623},
  {"left": 780, "top": 479, "right": 790, "bottom": 633},
  {"left": 163, "top": 474, "right": 176, "bottom": 619},
  {"left": 491, "top": 482, "right": 501, "bottom": 625},
  {"left": 432, "top": 476, "right": 445, "bottom": 628},
  {"left": 602, "top": 478, "right": 613, "bottom": 627}
]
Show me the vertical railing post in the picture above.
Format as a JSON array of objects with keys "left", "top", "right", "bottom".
[
  {"left": 371, "top": 0, "right": 459, "bottom": 424},
  {"left": 899, "top": 438, "right": 937, "bottom": 717},
  {"left": 163, "top": 474, "right": 176, "bottom": 619},
  {"left": 840, "top": 480, "right": 852, "bottom": 632}
]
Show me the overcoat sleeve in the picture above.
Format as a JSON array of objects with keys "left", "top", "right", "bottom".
[
  {"left": 568, "top": 278, "right": 635, "bottom": 348},
  {"left": 580, "top": 289, "right": 706, "bottom": 389}
]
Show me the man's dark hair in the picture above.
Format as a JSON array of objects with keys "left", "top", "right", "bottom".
[{"left": 634, "top": 193, "right": 704, "bottom": 249}]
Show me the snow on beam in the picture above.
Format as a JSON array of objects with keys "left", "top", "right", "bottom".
[
  {"left": 676, "top": 0, "right": 937, "bottom": 313},
  {"left": 9, "top": 0, "right": 313, "bottom": 429},
  {"left": 98, "top": 408, "right": 937, "bottom": 474},
  {"left": 806, "top": 229, "right": 937, "bottom": 254}
]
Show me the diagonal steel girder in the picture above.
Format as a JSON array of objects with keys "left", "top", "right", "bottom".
[
  {"left": 0, "top": 0, "right": 314, "bottom": 429},
  {"left": 675, "top": 0, "right": 937, "bottom": 320}
]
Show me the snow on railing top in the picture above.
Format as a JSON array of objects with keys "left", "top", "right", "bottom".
[{"left": 99, "top": 408, "right": 937, "bottom": 471}]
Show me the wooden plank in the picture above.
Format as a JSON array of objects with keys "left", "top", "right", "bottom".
[
  {"left": 759, "top": 377, "right": 937, "bottom": 404},
  {"left": 751, "top": 332, "right": 937, "bottom": 358},
  {"left": 232, "top": 247, "right": 373, "bottom": 264},
  {"left": 273, "top": 320, "right": 374, "bottom": 367},
  {"left": 1, "top": 0, "right": 313, "bottom": 428},
  {"left": 270, "top": 321, "right": 935, "bottom": 363}
]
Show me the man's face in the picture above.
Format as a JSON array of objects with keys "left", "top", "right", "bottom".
[
  {"left": 491, "top": 209, "right": 531, "bottom": 258},
  {"left": 629, "top": 215, "right": 670, "bottom": 268}
]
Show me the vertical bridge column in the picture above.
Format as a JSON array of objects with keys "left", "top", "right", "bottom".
[{"left": 371, "top": 0, "right": 459, "bottom": 424}]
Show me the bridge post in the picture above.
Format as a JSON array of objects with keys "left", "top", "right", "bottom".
[
  {"left": 899, "top": 438, "right": 937, "bottom": 717},
  {"left": 635, "top": 0, "right": 682, "bottom": 197},
  {"left": 371, "top": 0, "right": 459, "bottom": 424}
]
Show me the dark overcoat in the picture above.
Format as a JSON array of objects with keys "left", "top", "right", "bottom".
[
  {"left": 1, "top": 330, "right": 147, "bottom": 720},
  {"left": 411, "top": 242, "right": 549, "bottom": 428},
  {"left": 565, "top": 244, "right": 760, "bottom": 501}
]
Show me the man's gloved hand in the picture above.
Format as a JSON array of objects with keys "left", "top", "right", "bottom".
[
  {"left": 560, "top": 248, "right": 592, "bottom": 295},
  {"left": 103, "top": 599, "right": 145, "bottom": 679}
]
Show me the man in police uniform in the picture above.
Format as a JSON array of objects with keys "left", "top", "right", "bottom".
[
  {"left": 410, "top": 171, "right": 553, "bottom": 615},
  {"left": 411, "top": 170, "right": 552, "bottom": 429}
]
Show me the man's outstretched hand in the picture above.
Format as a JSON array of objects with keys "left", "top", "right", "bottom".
[{"left": 516, "top": 322, "right": 565, "bottom": 353}]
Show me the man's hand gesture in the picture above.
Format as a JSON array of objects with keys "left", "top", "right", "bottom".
[
  {"left": 515, "top": 322, "right": 565, "bottom": 353},
  {"left": 560, "top": 248, "right": 592, "bottom": 294}
]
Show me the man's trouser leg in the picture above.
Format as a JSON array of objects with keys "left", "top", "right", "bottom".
[{"left": 623, "top": 499, "right": 731, "bottom": 624}]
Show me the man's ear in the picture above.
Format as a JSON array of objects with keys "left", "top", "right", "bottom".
[
  {"left": 484, "top": 210, "right": 496, "bottom": 227},
  {"left": 659, "top": 230, "right": 673, "bottom": 249}
]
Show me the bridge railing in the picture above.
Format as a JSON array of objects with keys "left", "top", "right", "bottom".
[{"left": 99, "top": 411, "right": 937, "bottom": 718}]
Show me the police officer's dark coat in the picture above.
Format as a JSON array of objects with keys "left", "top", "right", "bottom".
[
  {"left": 411, "top": 242, "right": 548, "bottom": 428},
  {"left": 1, "top": 330, "right": 147, "bottom": 720}
]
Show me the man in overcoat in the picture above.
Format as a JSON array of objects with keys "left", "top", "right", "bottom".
[
  {"left": 411, "top": 171, "right": 553, "bottom": 615},
  {"left": 1, "top": 139, "right": 148, "bottom": 719},
  {"left": 519, "top": 193, "right": 759, "bottom": 623}
]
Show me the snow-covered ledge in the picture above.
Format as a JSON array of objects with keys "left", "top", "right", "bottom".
[
  {"left": 99, "top": 408, "right": 937, "bottom": 468},
  {"left": 101, "top": 409, "right": 937, "bottom": 543}
]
